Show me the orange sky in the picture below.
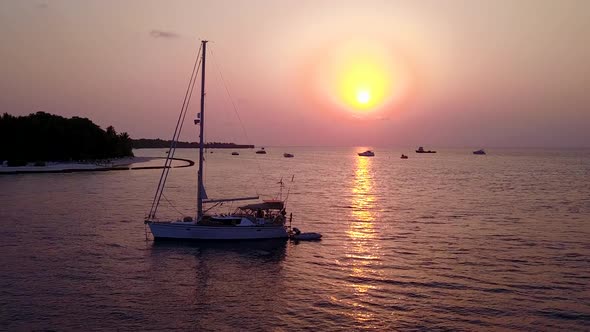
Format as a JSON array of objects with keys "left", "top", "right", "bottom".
[{"left": 1, "top": 0, "right": 589, "bottom": 147}]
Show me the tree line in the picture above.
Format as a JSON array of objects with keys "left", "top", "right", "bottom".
[
  {"left": 0, "top": 112, "right": 133, "bottom": 166},
  {"left": 132, "top": 138, "right": 254, "bottom": 149}
]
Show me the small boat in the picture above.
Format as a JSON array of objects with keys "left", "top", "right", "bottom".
[
  {"left": 283, "top": 153, "right": 294, "bottom": 158},
  {"left": 473, "top": 149, "right": 486, "bottom": 155},
  {"left": 231, "top": 152, "right": 239, "bottom": 156},
  {"left": 289, "top": 228, "right": 322, "bottom": 241},
  {"left": 256, "top": 147, "right": 267, "bottom": 154},
  {"left": 358, "top": 150, "right": 375, "bottom": 157},
  {"left": 401, "top": 154, "right": 408, "bottom": 159},
  {"left": 416, "top": 146, "right": 436, "bottom": 153}
]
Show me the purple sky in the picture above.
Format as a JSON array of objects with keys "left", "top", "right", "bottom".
[{"left": 1, "top": 0, "right": 589, "bottom": 147}]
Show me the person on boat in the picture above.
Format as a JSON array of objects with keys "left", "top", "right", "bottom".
[
  {"left": 256, "top": 208, "right": 264, "bottom": 218},
  {"left": 274, "top": 214, "right": 285, "bottom": 224}
]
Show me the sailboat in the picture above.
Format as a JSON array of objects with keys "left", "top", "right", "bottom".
[{"left": 145, "top": 40, "right": 289, "bottom": 240}]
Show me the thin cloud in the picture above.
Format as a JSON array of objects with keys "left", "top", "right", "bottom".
[{"left": 150, "top": 30, "right": 180, "bottom": 39}]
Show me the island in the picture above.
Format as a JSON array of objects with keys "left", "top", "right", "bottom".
[
  {"left": 0, "top": 112, "right": 133, "bottom": 167},
  {"left": 132, "top": 138, "right": 254, "bottom": 149}
]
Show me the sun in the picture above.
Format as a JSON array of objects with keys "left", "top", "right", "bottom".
[
  {"left": 337, "top": 60, "right": 391, "bottom": 112},
  {"left": 302, "top": 39, "right": 412, "bottom": 116},
  {"left": 356, "top": 90, "right": 371, "bottom": 104}
]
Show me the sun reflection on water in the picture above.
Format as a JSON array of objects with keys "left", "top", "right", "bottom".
[
  {"left": 351, "top": 156, "right": 376, "bottom": 224},
  {"left": 339, "top": 154, "right": 384, "bottom": 327}
]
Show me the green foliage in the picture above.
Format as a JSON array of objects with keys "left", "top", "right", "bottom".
[
  {"left": 132, "top": 138, "right": 198, "bottom": 149},
  {"left": 0, "top": 112, "right": 133, "bottom": 163},
  {"left": 132, "top": 138, "right": 254, "bottom": 149}
]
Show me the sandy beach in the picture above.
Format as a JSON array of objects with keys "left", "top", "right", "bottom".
[{"left": 0, "top": 156, "right": 158, "bottom": 174}]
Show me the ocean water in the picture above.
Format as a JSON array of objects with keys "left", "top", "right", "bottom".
[{"left": 1, "top": 147, "right": 589, "bottom": 331}]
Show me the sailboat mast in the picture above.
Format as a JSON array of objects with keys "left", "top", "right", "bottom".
[{"left": 197, "top": 40, "right": 207, "bottom": 219}]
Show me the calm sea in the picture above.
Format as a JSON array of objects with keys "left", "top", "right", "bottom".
[{"left": 1, "top": 147, "right": 589, "bottom": 331}]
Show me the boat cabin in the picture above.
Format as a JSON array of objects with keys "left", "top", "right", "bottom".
[{"left": 199, "top": 201, "right": 286, "bottom": 226}]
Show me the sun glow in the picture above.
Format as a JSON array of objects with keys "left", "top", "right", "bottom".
[
  {"left": 300, "top": 39, "right": 413, "bottom": 118},
  {"left": 338, "top": 61, "right": 390, "bottom": 111}
]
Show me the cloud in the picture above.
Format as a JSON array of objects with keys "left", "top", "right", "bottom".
[{"left": 149, "top": 30, "right": 180, "bottom": 39}]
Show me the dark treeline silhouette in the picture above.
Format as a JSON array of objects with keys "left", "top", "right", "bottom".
[
  {"left": 132, "top": 138, "right": 254, "bottom": 149},
  {"left": 0, "top": 112, "right": 133, "bottom": 166},
  {"left": 132, "top": 139, "right": 197, "bottom": 149}
]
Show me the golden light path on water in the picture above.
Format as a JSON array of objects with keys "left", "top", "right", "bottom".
[{"left": 331, "top": 154, "right": 386, "bottom": 327}]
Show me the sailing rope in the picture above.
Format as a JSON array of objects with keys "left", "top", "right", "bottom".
[
  {"left": 161, "top": 193, "right": 186, "bottom": 218},
  {"left": 208, "top": 47, "right": 270, "bottom": 196},
  {"left": 148, "top": 42, "right": 203, "bottom": 219}
]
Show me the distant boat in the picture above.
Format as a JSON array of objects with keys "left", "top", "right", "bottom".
[
  {"left": 416, "top": 146, "right": 436, "bottom": 153},
  {"left": 231, "top": 152, "right": 239, "bottom": 156},
  {"left": 401, "top": 154, "right": 408, "bottom": 159},
  {"left": 283, "top": 153, "right": 294, "bottom": 158},
  {"left": 358, "top": 150, "right": 375, "bottom": 157},
  {"left": 473, "top": 149, "right": 486, "bottom": 155},
  {"left": 256, "top": 147, "right": 267, "bottom": 154}
]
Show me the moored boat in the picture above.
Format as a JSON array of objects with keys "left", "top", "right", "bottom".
[
  {"left": 148, "top": 201, "right": 289, "bottom": 240},
  {"left": 473, "top": 149, "right": 486, "bottom": 155},
  {"left": 416, "top": 146, "right": 436, "bottom": 153},
  {"left": 289, "top": 227, "right": 322, "bottom": 241},
  {"left": 358, "top": 150, "right": 375, "bottom": 157},
  {"left": 145, "top": 40, "right": 289, "bottom": 241}
]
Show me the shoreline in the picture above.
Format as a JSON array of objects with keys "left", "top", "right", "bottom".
[{"left": 0, "top": 157, "right": 194, "bottom": 175}]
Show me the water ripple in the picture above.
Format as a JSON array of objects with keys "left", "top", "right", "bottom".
[{"left": 1, "top": 148, "right": 589, "bottom": 330}]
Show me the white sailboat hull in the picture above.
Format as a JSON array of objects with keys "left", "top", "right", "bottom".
[{"left": 148, "top": 222, "right": 289, "bottom": 240}]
